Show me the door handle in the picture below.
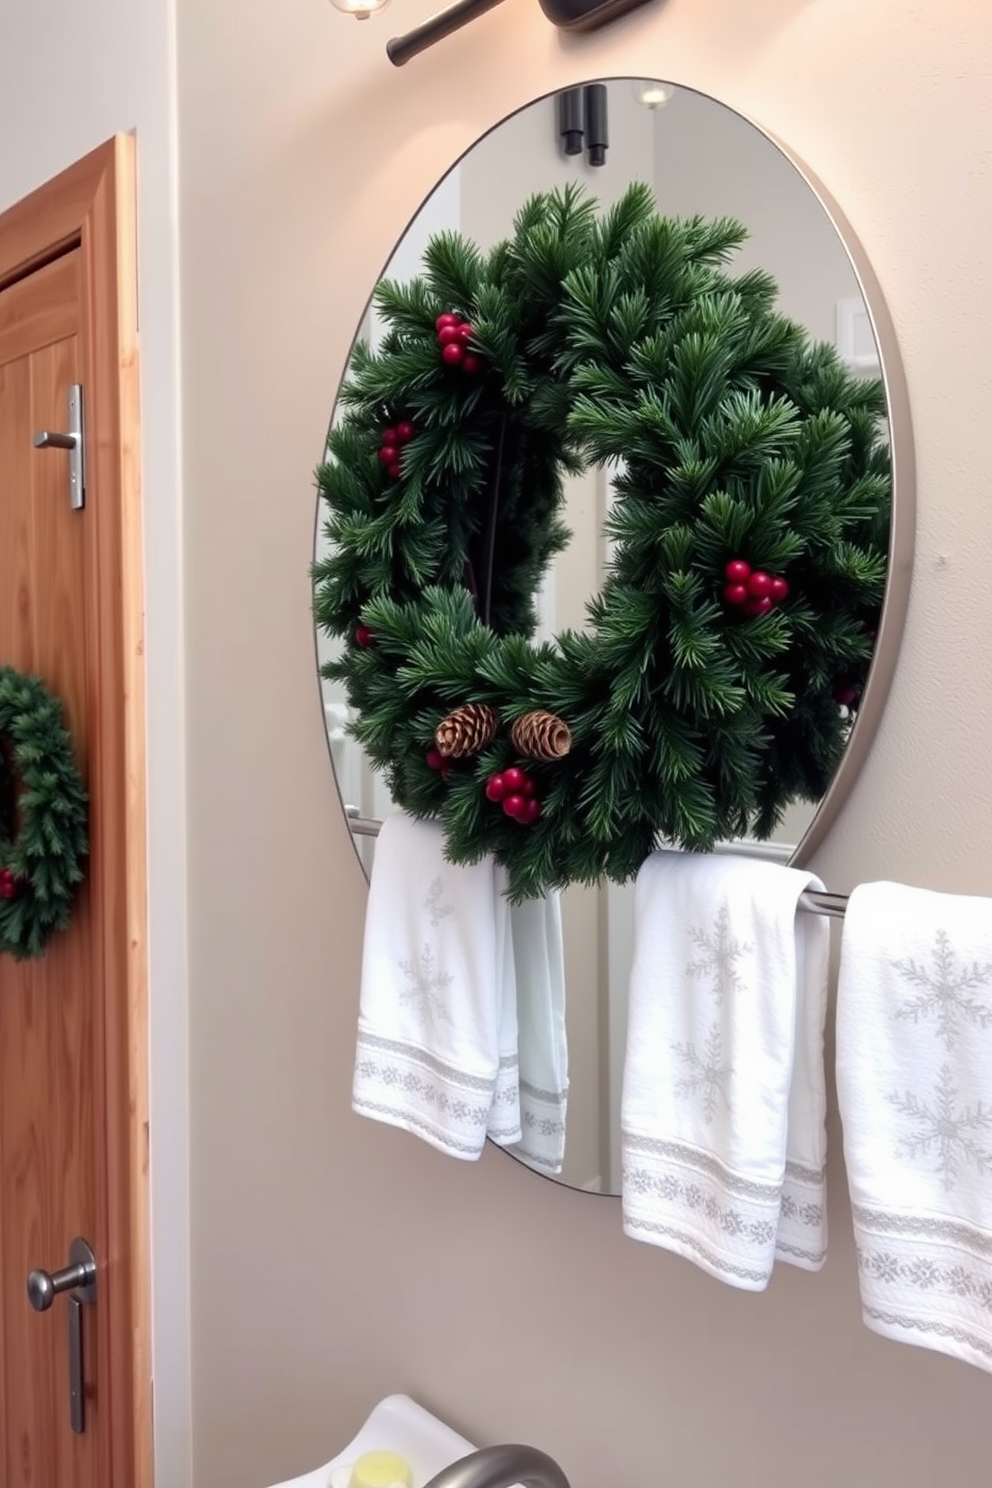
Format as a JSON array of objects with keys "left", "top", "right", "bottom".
[
  {"left": 32, "top": 382, "right": 86, "bottom": 510},
  {"left": 26, "top": 1237, "right": 97, "bottom": 1434}
]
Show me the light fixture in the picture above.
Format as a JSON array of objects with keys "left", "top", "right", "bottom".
[
  {"left": 631, "top": 79, "right": 674, "bottom": 109},
  {"left": 558, "top": 89, "right": 584, "bottom": 158},
  {"left": 584, "top": 83, "right": 609, "bottom": 167},
  {"left": 330, "top": 0, "right": 390, "bottom": 19},
  {"left": 555, "top": 85, "right": 608, "bottom": 168},
  {"left": 382, "top": 0, "right": 658, "bottom": 65}
]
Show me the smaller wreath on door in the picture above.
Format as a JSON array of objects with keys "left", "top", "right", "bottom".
[{"left": 0, "top": 666, "right": 88, "bottom": 960}]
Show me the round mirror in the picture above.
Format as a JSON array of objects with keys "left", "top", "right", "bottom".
[{"left": 314, "top": 80, "right": 912, "bottom": 1195}]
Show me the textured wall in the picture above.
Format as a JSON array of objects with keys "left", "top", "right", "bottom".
[{"left": 175, "top": 2, "right": 992, "bottom": 1486}]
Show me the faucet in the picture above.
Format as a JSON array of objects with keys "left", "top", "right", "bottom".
[{"left": 422, "top": 1444, "right": 571, "bottom": 1488}]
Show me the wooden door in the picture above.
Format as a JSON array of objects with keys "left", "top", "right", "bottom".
[{"left": 0, "top": 142, "right": 151, "bottom": 1486}]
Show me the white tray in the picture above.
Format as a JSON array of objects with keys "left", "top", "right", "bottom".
[{"left": 266, "top": 1393, "right": 477, "bottom": 1488}]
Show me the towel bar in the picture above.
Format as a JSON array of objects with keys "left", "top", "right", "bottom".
[{"left": 343, "top": 810, "right": 850, "bottom": 918}]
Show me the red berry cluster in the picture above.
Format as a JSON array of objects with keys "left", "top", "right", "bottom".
[
  {"left": 355, "top": 624, "right": 375, "bottom": 648},
  {"left": 435, "top": 313, "right": 481, "bottom": 375},
  {"left": 723, "top": 559, "right": 789, "bottom": 618},
  {"left": 377, "top": 419, "right": 416, "bottom": 481},
  {"left": 485, "top": 767, "right": 542, "bottom": 825},
  {"left": 0, "top": 866, "right": 22, "bottom": 900},
  {"left": 426, "top": 747, "right": 453, "bottom": 780}
]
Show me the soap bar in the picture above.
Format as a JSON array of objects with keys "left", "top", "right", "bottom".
[{"left": 349, "top": 1450, "right": 414, "bottom": 1488}]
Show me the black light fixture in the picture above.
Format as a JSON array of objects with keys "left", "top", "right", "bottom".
[
  {"left": 556, "top": 85, "right": 608, "bottom": 168},
  {"left": 380, "top": 0, "right": 657, "bottom": 66},
  {"left": 583, "top": 83, "right": 609, "bottom": 167},
  {"left": 557, "top": 89, "right": 584, "bottom": 158}
]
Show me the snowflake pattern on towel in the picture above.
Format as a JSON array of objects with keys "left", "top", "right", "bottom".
[
  {"left": 885, "top": 924, "right": 992, "bottom": 1194},
  {"left": 887, "top": 1064, "right": 992, "bottom": 1193},
  {"left": 893, "top": 928, "right": 992, "bottom": 1052},
  {"left": 397, "top": 944, "right": 454, "bottom": 1024},
  {"left": 687, "top": 903, "right": 753, "bottom": 1005},
  {"left": 425, "top": 876, "right": 455, "bottom": 928},
  {"left": 673, "top": 1023, "right": 734, "bottom": 1124}
]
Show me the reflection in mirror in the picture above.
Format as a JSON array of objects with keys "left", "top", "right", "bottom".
[{"left": 315, "top": 81, "right": 903, "bottom": 1196}]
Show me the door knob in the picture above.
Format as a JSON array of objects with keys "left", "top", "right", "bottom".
[
  {"left": 26, "top": 1238, "right": 97, "bottom": 1434},
  {"left": 27, "top": 1236, "right": 97, "bottom": 1311}
]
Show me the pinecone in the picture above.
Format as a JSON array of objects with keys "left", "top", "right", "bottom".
[
  {"left": 434, "top": 702, "right": 499, "bottom": 759},
  {"left": 509, "top": 710, "right": 572, "bottom": 761}
]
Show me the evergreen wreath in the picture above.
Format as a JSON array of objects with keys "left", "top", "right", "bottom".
[
  {"left": 314, "top": 183, "right": 890, "bottom": 901},
  {"left": 0, "top": 666, "right": 89, "bottom": 960}
]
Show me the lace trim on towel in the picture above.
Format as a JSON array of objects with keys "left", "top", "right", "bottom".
[
  {"left": 621, "top": 1131, "right": 826, "bottom": 1283},
  {"left": 778, "top": 1159, "right": 827, "bottom": 1269},
  {"left": 622, "top": 1215, "right": 772, "bottom": 1286},
  {"left": 512, "top": 1078, "right": 567, "bottom": 1174},
  {"left": 853, "top": 1203, "right": 992, "bottom": 1259},
  {"left": 621, "top": 1129, "right": 784, "bottom": 1289},
  {"left": 853, "top": 1204, "right": 992, "bottom": 1371},
  {"left": 358, "top": 1029, "right": 497, "bottom": 1091},
  {"left": 487, "top": 1055, "right": 522, "bottom": 1144},
  {"left": 354, "top": 1028, "right": 497, "bottom": 1159}
]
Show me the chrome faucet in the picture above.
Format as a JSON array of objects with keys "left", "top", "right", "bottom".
[{"left": 422, "top": 1444, "right": 571, "bottom": 1488}]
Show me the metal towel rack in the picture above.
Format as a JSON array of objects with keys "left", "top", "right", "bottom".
[{"left": 344, "top": 810, "right": 850, "bottom": 919}]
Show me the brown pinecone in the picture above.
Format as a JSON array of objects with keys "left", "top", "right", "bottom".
[
  {"left": 509, "top": 710, "right": 572, "bottom": 761},
  {"left": 434, "top": 702, "right": 499, "bottom": 758}
]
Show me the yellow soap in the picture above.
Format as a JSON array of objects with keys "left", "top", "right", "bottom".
[{"left": 348, "top": 1449, "right": 414, "bottom": 1488}]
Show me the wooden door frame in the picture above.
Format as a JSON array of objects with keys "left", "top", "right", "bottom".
[{"left": 0, "top": 138, "right": 151, "bottom": 1486}]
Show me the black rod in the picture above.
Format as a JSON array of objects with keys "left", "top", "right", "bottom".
[{"left": 386, "top": 0, "right": 508, "bottom": 65}]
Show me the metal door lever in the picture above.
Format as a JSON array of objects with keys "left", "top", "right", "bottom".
[
  {"left": 33, "top": 382, "right": 85, "bottom": 510},
  {"left": 27, "top": 1237, "right": 97, "bottom": 1434}
]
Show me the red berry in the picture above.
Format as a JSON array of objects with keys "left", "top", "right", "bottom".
[
  {"left": 437, "top": 324, "right": 462, "bottom": 346},
  {"left": 426, "top": 748, "right": 445, "bottom": 771},
  {"left": 457, "top": 323, "right": 474, "bottom": 342},
  {"left": 387, "top": 463, "right": 402, "bottom": 480},
  {"left": 441, "top": 343, "right": 465, "bottom": 366},
  {"left": 521, "top": 775, "right": 536, "bottom": 797},
  {"left": 834, "top": 683, "right": 858, "bottom": 707},
  {"left": 379, "top": 445, "right": 398, "bottom": 465},
  {"left": 502, "top": 794, "right": 527, "bottom": 820},
  {"left": 382, "top": 427, "right": 398, "bottom": 446},
  {"left": 743, "top": 596, "right": 773, "bottom": 618},
  {"left": 461, "top": 354, "right": 481, "bottom": 374},
  {"left": 355, "top": 624, "right": 374, "bottom": 647},
  {"left": 723, "top": 583, "right": 748, "bottom": 606},
  {"left": 395, "top": 422, "right": 416, "bottom": 443},
  {"left": 519, "top": 797, "right": 542, "bottom": 825},
  {"left": 435, "top": 313, "right": 459, "bottom": 331},
  {"left": 485, "top": 774, "right": 507, "bottom": 802},
  {"left": 724, "top": 559, "right": 751, "bottom": 582},
  {"left": 747, "top": 571, "right": 773, "bottom": 598},
  {"left": 501, "top": 766, "right": 527, "bottom": 794},
  {"left": 770, "top": 576, "right": 789, "bottom": 601}
]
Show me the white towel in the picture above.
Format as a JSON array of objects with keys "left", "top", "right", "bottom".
[
  {"left": 620, "top": 850, "right": 830, "bottom": 1289},
  {"left": 507, "top": 894, "right": 569, "bottom": 1175},
  {"left": 352, "top": 814, "right": 520, "bottom": 1160},
  {"left": 836, "top": 881, "right": 992, "bottom": 1373}
]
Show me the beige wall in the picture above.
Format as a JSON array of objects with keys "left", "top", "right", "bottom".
[{"left": 177, "top": 2, "right": 992, "bottom": 1485}]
